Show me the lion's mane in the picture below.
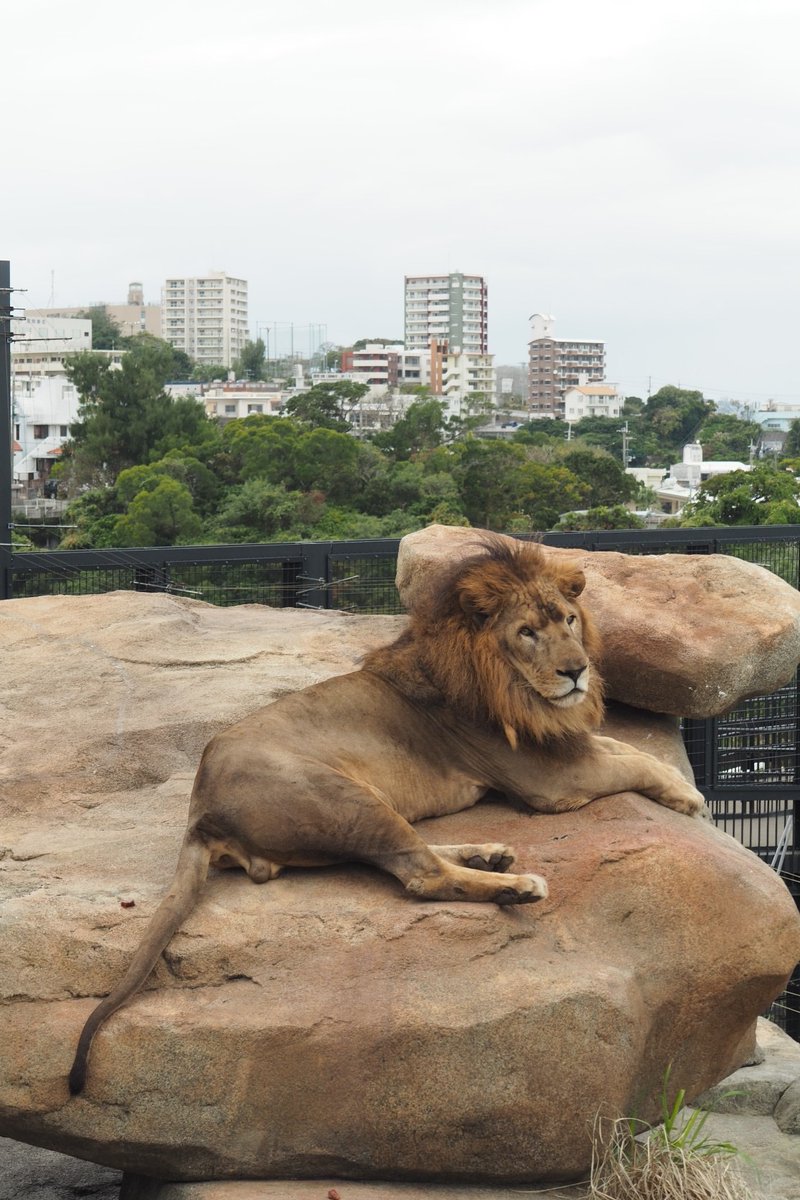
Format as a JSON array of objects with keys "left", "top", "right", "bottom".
[{"left": 364, "top": 536, "right": 604, "bottom": 746}]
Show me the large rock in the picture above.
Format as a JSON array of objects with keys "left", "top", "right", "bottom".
[
  {"left": 1, "top": 592, "right": 799, "bottom": 1185},
  {"left": 397, "top": 524, "right": 800, "bottom": 717}
]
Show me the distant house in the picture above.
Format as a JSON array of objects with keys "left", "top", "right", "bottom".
[
  {"left": 654, "top": 443, "right": 751, "bottom": 515},
  {"left": 202, "top": 381, "right": 286, "bottom": 422},
  {"left": 563, "top": 381, "right": 622, "bottom": 422}
]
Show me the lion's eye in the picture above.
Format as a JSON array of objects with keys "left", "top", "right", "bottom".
[
  {"left": 519, "top": 626, "right": 537, "bottom": 640},
  {"left": 566, "top": 614, "right": 577, "bottom": 626}
]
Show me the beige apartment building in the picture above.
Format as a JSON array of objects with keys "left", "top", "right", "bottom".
[
  {"left": 28, "top": 283, "right": 162, "bottom": 341},
  {"left": 161, "top": 271, "right": 248, "bottom": 368},
  {"left": 528, "top": 313, "right": 605, "bottom": 417}
]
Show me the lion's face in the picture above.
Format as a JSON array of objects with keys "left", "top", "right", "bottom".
[
  {"left": 492, "top": 586, "right": 591, "bottom": 710},
  {"left": 430, "top": 538, "right": 605, "bottom": 744},
  {"left": 368, "top": 536, "right": 605, "bottom": 746}
]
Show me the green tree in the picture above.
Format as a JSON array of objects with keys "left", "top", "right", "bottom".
[
  {"left": 168, "top": 347, "right": 194, "bottom": 377},
  {"left": 234, "top": 338, "right": 267, "bottom": 381},
  {"left": 218, "top": 415, "right": 299, "bottom": 485},
  {"left": 514, "top": 461, "right": 586, "bottom": 530},
  {"left": 372, "top": 399, "right": 447, "bottom": 460},
  {"left": 116, "top": 453, "right": 221, "bottom": 517},
  {"left": 209, "top": 478, "right": 325, "bottom": 542},
  {"left": 512, "top": 418, "right": 568, "bottom": 447},
  {"left": 676, "top": 465, "right": 800, "bottom": 526},
  {"left": 452, "top": 440, "right": 583, "bottom": 530},
  {"left": 191, "top": 362, "right": 229, "bottom": 382},
  {"left": 696, "top": 413, "right": 759, "bottom": 461},
  {"left": 557, "top": 445, "right": 638, "bottom": 507},
  {"left": 782, "top": 419, "right": 800, "bottom": 458},
  {"left": 63, "top": 345, "right": 210, "bottom": 486},
  {"left": 284, "top": 380, "right": 368, "bottom": 430},
  {"left": 77, "top": 305, "right": 124, "bottom": 349},
  {"left": 291, "top": 428, "right": 363, "bottom": 503},
  {"left": 114, "top": 477, "right": 204, "bottom": 546},
  {"left": 59, "top": 488, "right": 122, "bottom": 548},
  {"left": 645, "top": 385, "right": 716, "bottom": 456},
  {"left": 557, "top": 505, "right": 646, "bottom": 531}
]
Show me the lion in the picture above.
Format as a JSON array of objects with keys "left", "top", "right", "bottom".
[{"left": 68, "top": 536, "right": 703, "bottom": 1094}]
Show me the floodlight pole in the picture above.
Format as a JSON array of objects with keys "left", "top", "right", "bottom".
[{"left": 0, "top": 259, "right": 12, "bottom": 599}]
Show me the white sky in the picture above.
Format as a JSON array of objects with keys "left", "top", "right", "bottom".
[{"left": 6, "top": 0, "right": 799, "bottom": 402}]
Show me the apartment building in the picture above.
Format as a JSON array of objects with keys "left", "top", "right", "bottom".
[
  {"left": 340, "top": 343, "right": 427, "bottom": 389},
  {"left": 429, "top": 339, "right": 495, "bottom": 405},
  {"left": 404, "top": 273, "right": 488, "bottom": 354},
  {"left": 161, "top": 271, "right": 248, "bottom": 368},
  {"left": 342, "top": 342, "right": 495, "bottom": 408},
  {"left": 528, "top": 313, "right": 605, "bottom": 417},
  {"left": 340, "top": 344, "right": 406, "bottom": 387},
  {"left": 28, "top": 283, "right": 162, "bottom": 340}
]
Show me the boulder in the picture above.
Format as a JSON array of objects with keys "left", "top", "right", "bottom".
[
  {"left": 0, "top": 592, "right": 799, "bottom": 1185},
  {"left": 396, "top": 524, "right": 800, "bottom": 718}
]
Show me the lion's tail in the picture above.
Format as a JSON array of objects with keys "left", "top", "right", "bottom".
[{"left": 68, "top": 834, "right": 212, "bottom": 1096}]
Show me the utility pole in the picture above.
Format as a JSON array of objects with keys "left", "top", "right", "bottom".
[
  {"left": 0, "top": 260, "right": 13, "bottom": 600},
  {"left": 618, "top": 420, "right": 631, "bottom": 469}
]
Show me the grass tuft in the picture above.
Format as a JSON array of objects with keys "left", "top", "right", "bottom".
[{"left": 588, "top": 1067, "right": 752, "bottom": 1200}]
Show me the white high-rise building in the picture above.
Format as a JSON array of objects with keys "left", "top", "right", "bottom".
[
  {"left": 404, "top": 273, "right": 488, "bottom": 354},
  {"left": 161, "top": 271, "right": 248, "bottom": 368}
]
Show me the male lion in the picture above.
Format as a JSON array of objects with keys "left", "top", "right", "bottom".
[{"left": 69, "top": 537, "right": 703, "bottom": 1094}]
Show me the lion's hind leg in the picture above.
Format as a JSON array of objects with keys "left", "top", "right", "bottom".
[{"left": 429, "top": 844, "right": 516, "bottom": 873}]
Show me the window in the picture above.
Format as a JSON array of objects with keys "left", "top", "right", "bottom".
[{"left": 33, "top": 424, "right": 49, "bottom": 439}]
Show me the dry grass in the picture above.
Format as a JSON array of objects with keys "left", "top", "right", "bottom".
[{"left": 588, "top": 1114, "right": 753, "bottom": 1200}]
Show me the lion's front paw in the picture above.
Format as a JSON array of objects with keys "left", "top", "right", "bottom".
[
  {"left": 494, "top": 873, "right": 548, "bottom": 905},
  {"left": 676, "top": 785, "right": 705, "bottom": 817},
  {"left": 660, "top": 769, "right": 705, "bottom": 817}
]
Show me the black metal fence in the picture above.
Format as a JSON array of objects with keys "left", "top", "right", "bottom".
[{"left": 2, "top": 526, "right": 799, "bottom": 1033}]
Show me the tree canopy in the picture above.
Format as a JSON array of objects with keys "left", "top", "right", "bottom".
[
  {"left": 284, "top": 380, "right": 369, "bottom": 430},
  {"left": 77, "top": 305, "right": 124, "bottom": 350},
  {"left": 673, "top": 465, "right": 800, "bottom": 526},
  {"left": 234, "top": 338, "right": 267, "bottom": 381},
  {"left": 60, "top": 340, "right": 209, "bottom": 488}
]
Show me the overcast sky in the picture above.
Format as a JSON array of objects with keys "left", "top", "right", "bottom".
[{"left": 6, "top": 0, "right": 798, "bottom": 403}]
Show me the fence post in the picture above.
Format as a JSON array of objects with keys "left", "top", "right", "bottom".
[{"left": 297, "top": 542, "right": 331, "bottom": 609}]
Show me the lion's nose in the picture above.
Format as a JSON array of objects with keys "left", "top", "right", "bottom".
[{"left": 558, "top": 667, "right": 585, "bottom": 685}]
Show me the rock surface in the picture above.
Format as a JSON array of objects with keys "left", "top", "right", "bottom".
[
  {"left": 3, "top": 1018, "right": 798, "bottom": 1198},
  {"left": 1, "top": 591, "right": 799, "bottom": 1185},
  {"left": 396, "top": 524, "right": 800, "bottom": 717}
]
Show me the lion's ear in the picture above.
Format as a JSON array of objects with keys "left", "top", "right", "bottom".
[
  {"left": 558, "top": 566, "right": 586, "bottom": 600},
  {"left": 458, "top": 588, "right": 491, "bottom": 627},
  {"left": 457, "top": 577, "right": 498, "bottom": 627}
]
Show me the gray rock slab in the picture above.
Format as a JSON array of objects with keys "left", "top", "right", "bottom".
[{"left": 0, "top": 1135, "right": 121, "bottom": 1199}]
